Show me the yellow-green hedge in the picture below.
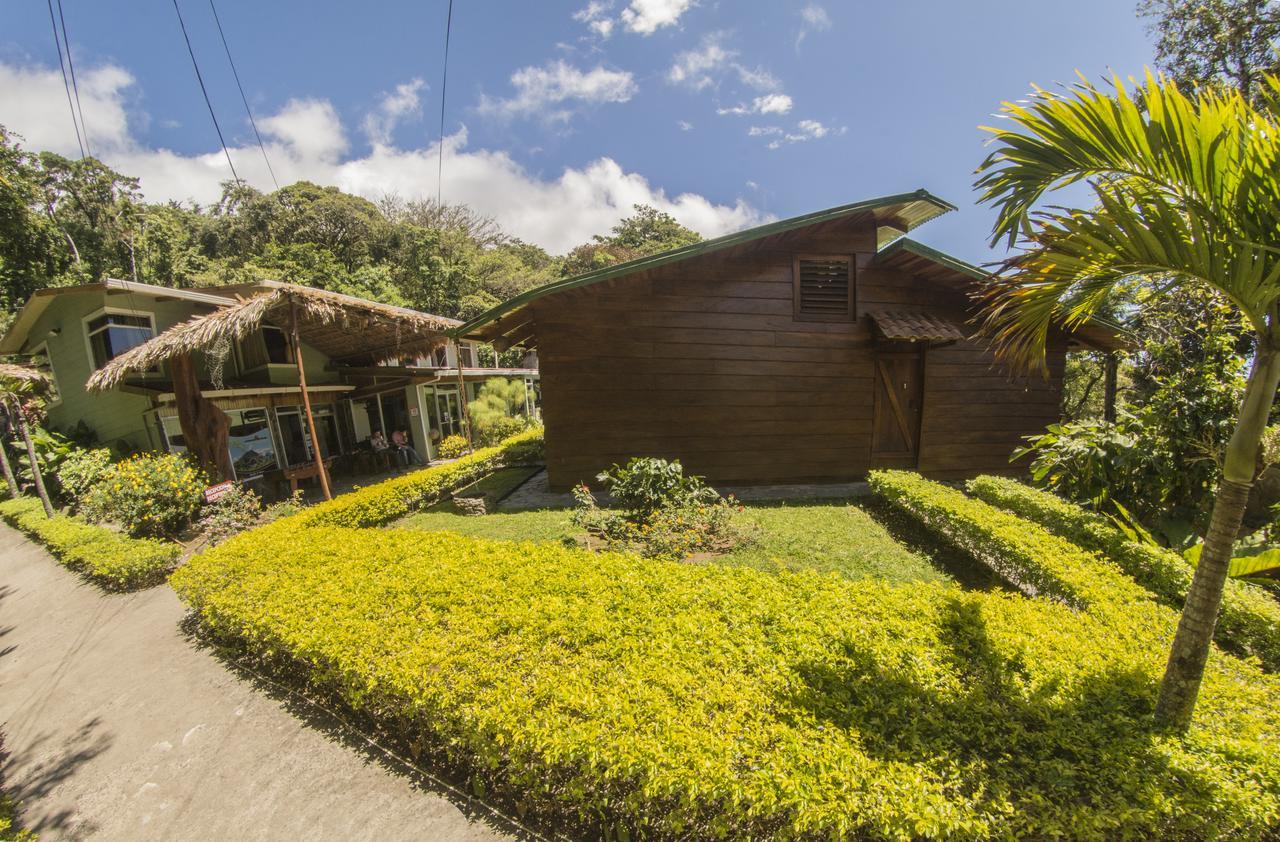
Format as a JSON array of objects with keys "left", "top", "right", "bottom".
[
  {"left": 0, "top": 496, "right": 179, "bottom": 590},
  {"left": 172, "top": 469, "right": 1280, "bottom": 838},
  {"left": 301, "top": 428, "right": 544, "bottom": 528},
  {"left": 966, "top": 474, "right": 1280, "bottom": 672}
]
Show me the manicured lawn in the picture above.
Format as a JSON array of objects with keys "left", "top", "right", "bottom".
[{"left": 398, "top": 497, "right": 948, "bottom": 584}]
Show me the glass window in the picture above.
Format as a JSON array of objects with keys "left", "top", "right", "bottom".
[
  {"left": 227, "top": 409, "right": 278, "bottom": 478},
  {"left": 276, "top": 405, "right": 341, "bottom": 466},
  {"left": 85, "top": 312, "right": 155, "bottom": 370},
  {"left": 240, "top": 325, "right": 293, "bottom": 369}
]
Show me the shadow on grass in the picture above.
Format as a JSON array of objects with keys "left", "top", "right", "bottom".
[
  {"left": 784, "top": 595, "right": 1208, "bottom": 833},
  {"left": 857, "top": 496, "right": 1011, "bottom": 591},
  {"left": 177, "top": 614, "right": 549, "bottom": 842}
]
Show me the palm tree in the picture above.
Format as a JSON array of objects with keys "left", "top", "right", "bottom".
[
  {"left": 0, "top": 363, "right": 55, "bottom": 517},
  {"left": 974, "top": 72, "right": 1280, "bottom": 732}
]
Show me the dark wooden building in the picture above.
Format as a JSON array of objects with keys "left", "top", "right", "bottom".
[{"left": 459, "top": 191, "right": 1120, "bottom": 489}]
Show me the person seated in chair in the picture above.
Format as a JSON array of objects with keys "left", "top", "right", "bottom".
[{"left": 391, "top": 428, "right": 424, "bottom": 467}]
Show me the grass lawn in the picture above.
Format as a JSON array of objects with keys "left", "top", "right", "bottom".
[{"left": 397, "top": 497, "right": 953, "bottom": 584}]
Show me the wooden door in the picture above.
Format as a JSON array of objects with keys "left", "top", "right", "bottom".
[{"left": 871, "top": 350, "right": 924, "bottom": 468}]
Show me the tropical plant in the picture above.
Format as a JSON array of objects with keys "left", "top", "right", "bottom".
[
  {"left": 56, "top": 447, "right": 114, "bottom": 506},
  {"left": 468, "top": 377, "right": 532, "bottom": 446},
  {"left": 0, "top": 363, "right": 55, "bottom": 516},
  {"left": 81, "top": 451, "right": 205, "bottom": 538},
  {"left": 197, "top": 483, "right": 264, "bottom": 546},
  {"left": 975, "top": 71, "right": 1280, "bottom": 729}
]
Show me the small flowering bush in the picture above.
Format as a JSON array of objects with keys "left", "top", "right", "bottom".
[
  {"left": 572, "top": 458, "right": 756, "bottom": 559},
  {"left": 198, "top": 484, "right": 265, "bottom": 546},
  {"left": 436, "top": 434, "right": 470, "bottom": 459},
  {"left": 82, "top": 452, "right": 206, "bottom": 538}
]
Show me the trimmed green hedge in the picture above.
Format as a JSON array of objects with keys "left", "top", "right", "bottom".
[
  {"left": 301, "top": 428, "right": 544, "bottom": 528},
  {"left": 0, "top": 497, "right": 178, "bottom": 591},
  {"left": 967, "top": 475, "right": 1280, "bottom": 672},
  {"left": 171, "top": 468, "right": 1280, "bottom": 838}
]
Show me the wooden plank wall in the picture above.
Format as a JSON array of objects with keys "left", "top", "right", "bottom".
[{"left": 533, "top": 219, "right": 1064, "bottom": 489}]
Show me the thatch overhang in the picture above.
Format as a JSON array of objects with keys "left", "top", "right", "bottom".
[
  {"left": 86, "top": 282, "right": 459, "bottom": 392},
  {"left": 0, "top": 363, "right": 53, "bottom": 390}
]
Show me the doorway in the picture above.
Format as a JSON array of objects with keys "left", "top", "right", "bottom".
[{"left": 871, "top": 349, "right": 925, "bottom": 468}]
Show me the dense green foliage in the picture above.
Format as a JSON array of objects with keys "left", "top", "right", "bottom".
[
  {"left": 467, "top": 378, "right": 533, "bottom": 446},
  {"left": 302, "top": 428, "right": 543, "bottom": 529},
  {"left": 967, "top": 475, "right": 1280, "bottom": 671},
  {"left": 54, "top": 447, "right": 114, "bottom": 502},
  {"left": 1138, "top": 0, "right": 1280, "bottom": 101},
  {"left": 81, "top": 452, "right": 205, "bottom": 538},
  {"left": 0, "top": 496, "right": 178, "bottom": 590},
  {"left": 435, "top": 434, "right": 470, "bottom": 459},
  {"left": 173, "top": 470, "right": 1280, "bottom": 838}
]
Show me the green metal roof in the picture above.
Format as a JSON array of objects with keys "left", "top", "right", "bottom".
[
  {"left": 871, "top": 237, "right": 990, "bottom": 281},
  {"left": 453, "top": 188, "right": 956, "bottom": 339}
]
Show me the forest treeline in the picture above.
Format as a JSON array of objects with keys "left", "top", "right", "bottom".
[{"left": 0, "top": 125, "right": 703, "bottom": 329}]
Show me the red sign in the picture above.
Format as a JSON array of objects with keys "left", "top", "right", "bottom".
[{"left": 203, "top": 481, "right": 235, "bottom": 504}]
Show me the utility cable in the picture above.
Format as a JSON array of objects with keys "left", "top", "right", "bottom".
[
  {"left": 171, "top": 0, "right": 241, "bottom": 183},
  {"left": 55, "top": 0, "right": 91, "bottom": 157},
  {"left": 207, "top": 0, "right": 279, "bottom": 190},
  {"left": 45, "top": 0, "right": 84, "bottom": 159},
  {"left": 436, "top": 0, "right": 454, "bottom": 205}
]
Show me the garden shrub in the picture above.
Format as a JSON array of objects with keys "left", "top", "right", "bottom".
[
  {"left": 81, "top": 452, "right": 205, "bottom": 537},
  {"left": 468, "top": 377, "right": 533, "bottom": 446},
  {"left": 56, "top": 447, "right": 113, "bottom": 505},
  {"left": 572, "top": 457, "right": 755, "bottom": 558},
  {"left": 436, "top": 434, "right": 470, "bottom": 459},
  {"left": 0, "top": 496, "right": 178, "bottom": 590},
  {"left": 967, "top": 474, "right": 1280, "bottom": 671},
  {"left": 197, "top": 484, "right": 265, "bottom": 546},
  {"left": 173, "top": 516, "right": 1280, "bottom": 839},
  {"left": 302, "top": 428, "right": 543, "bottom": 529},
  {"left": 868, "top": 470, "right": 1158, "bottom": 616}
]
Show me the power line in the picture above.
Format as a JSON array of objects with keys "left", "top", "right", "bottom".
[
  {"left": 436, "top": 0, "right": 454, "bottom": 205},
  {"left": 170, "top": 0, "right": 240, "bottom": 184},
  {"left": 45, "top": 0, "right": 84, "bottom": 159},
  {"left": 54, "top": 0, "right": 91, "bottom": 157},
  {"left": 207, "top": 0, "right": 278, "bottom": 190}
]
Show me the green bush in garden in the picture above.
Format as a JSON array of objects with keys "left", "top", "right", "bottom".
[
  {"left": 303, "top": 428, "right": 543, "bottom": 529},
  {"left": 0, "top": 496, "right": 178, "bottom": 590},
  {"left": 170, "top": 460, "right": 1280, "bottom": 839},
  {"left": 966, "top": 474, "right": 1280, "bottom": 671},
  {"left": 435, "top": 434, "right": 470, "bottom": 459},
  {"left": 55, "top": 447, "right": 114, "bottom": 504},
  {"left": 81, "top": 451, "right": 205, "bottom": 537}
]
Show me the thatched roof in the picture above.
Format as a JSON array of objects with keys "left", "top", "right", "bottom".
[
  {"left": 0, "top": 362, "right": 52, "bottom": 391},
  {"left": 87, "top": 282, "right": 459, "bottom": 392}
]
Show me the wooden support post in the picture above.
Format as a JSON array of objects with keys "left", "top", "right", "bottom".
[
  {"left": 170, "top": 353, "right": 234, "bottom": 481},
  {"left": 1103, "top": 352, "right": 1118, "bottom": 423},
  {"left": 453, "top": 339, "right": 474, "bottom": 453},
  {"left": 291, "top": 299, "right": 332, "bottom": 501}
]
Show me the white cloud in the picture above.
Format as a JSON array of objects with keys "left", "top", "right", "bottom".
[
  {"left": 620, "top": 0, "right": 695, "bottom": 34},
  {"left": 757, "top": 118, "right": 846, "bottom": 149},
  {"left": 0, "top": 60, "right": 764, "bottom": 253},
  {"left": 478, "top": 60, "right": 637, "bottom": 121},
  {"left": 362, "top": 78, "right": 425, "bottom": 147},
  {"left": 718, "top": 94, "right": 793, "bottom": 116},
  {"left": 796, "top": 4, "right": 832, "bottom": 47},
  {"left": 677, "top": 120, "right": 693, "bottom": 131},
  {"left": 260, "top": 99, "right": 348, "bottom": 163},
  {"left": 667, "top": 33, "right": 781, "bottom": 94},
  {"left": 574, "top": 1, "right": 616, "bottom": 37},
  {"left": 667, "top": 33, "right": 733, "bottom": 89}
]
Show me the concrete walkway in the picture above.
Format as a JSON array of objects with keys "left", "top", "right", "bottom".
[{"left": 0, "top": 526, "right": 519, "bottom": 842}]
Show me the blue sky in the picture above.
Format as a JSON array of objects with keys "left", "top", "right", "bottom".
[{"left": 1, "top": 0, "right": 1154, "bottom": 261}]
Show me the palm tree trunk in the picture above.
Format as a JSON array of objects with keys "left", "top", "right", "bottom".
[
  {"left": 12, "top": 403, "right": 53, "bottom": 518},
  {"left": 1154, "top": 337, "right": 1280, "bottom": 730},
  {"left": 0, "top": 413, "right": 18, "bottom": 499}
]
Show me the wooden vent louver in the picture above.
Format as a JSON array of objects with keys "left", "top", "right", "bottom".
[{"left": 795, "top": 257, "right": 852, "bottom": 319}]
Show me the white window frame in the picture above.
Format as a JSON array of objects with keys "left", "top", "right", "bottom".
[
  {"left": 82, "top": 306, "right": 158, "bottom": 373},
  {"left": 29, "top": 341, "right": 61, "bottom": 407}
]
